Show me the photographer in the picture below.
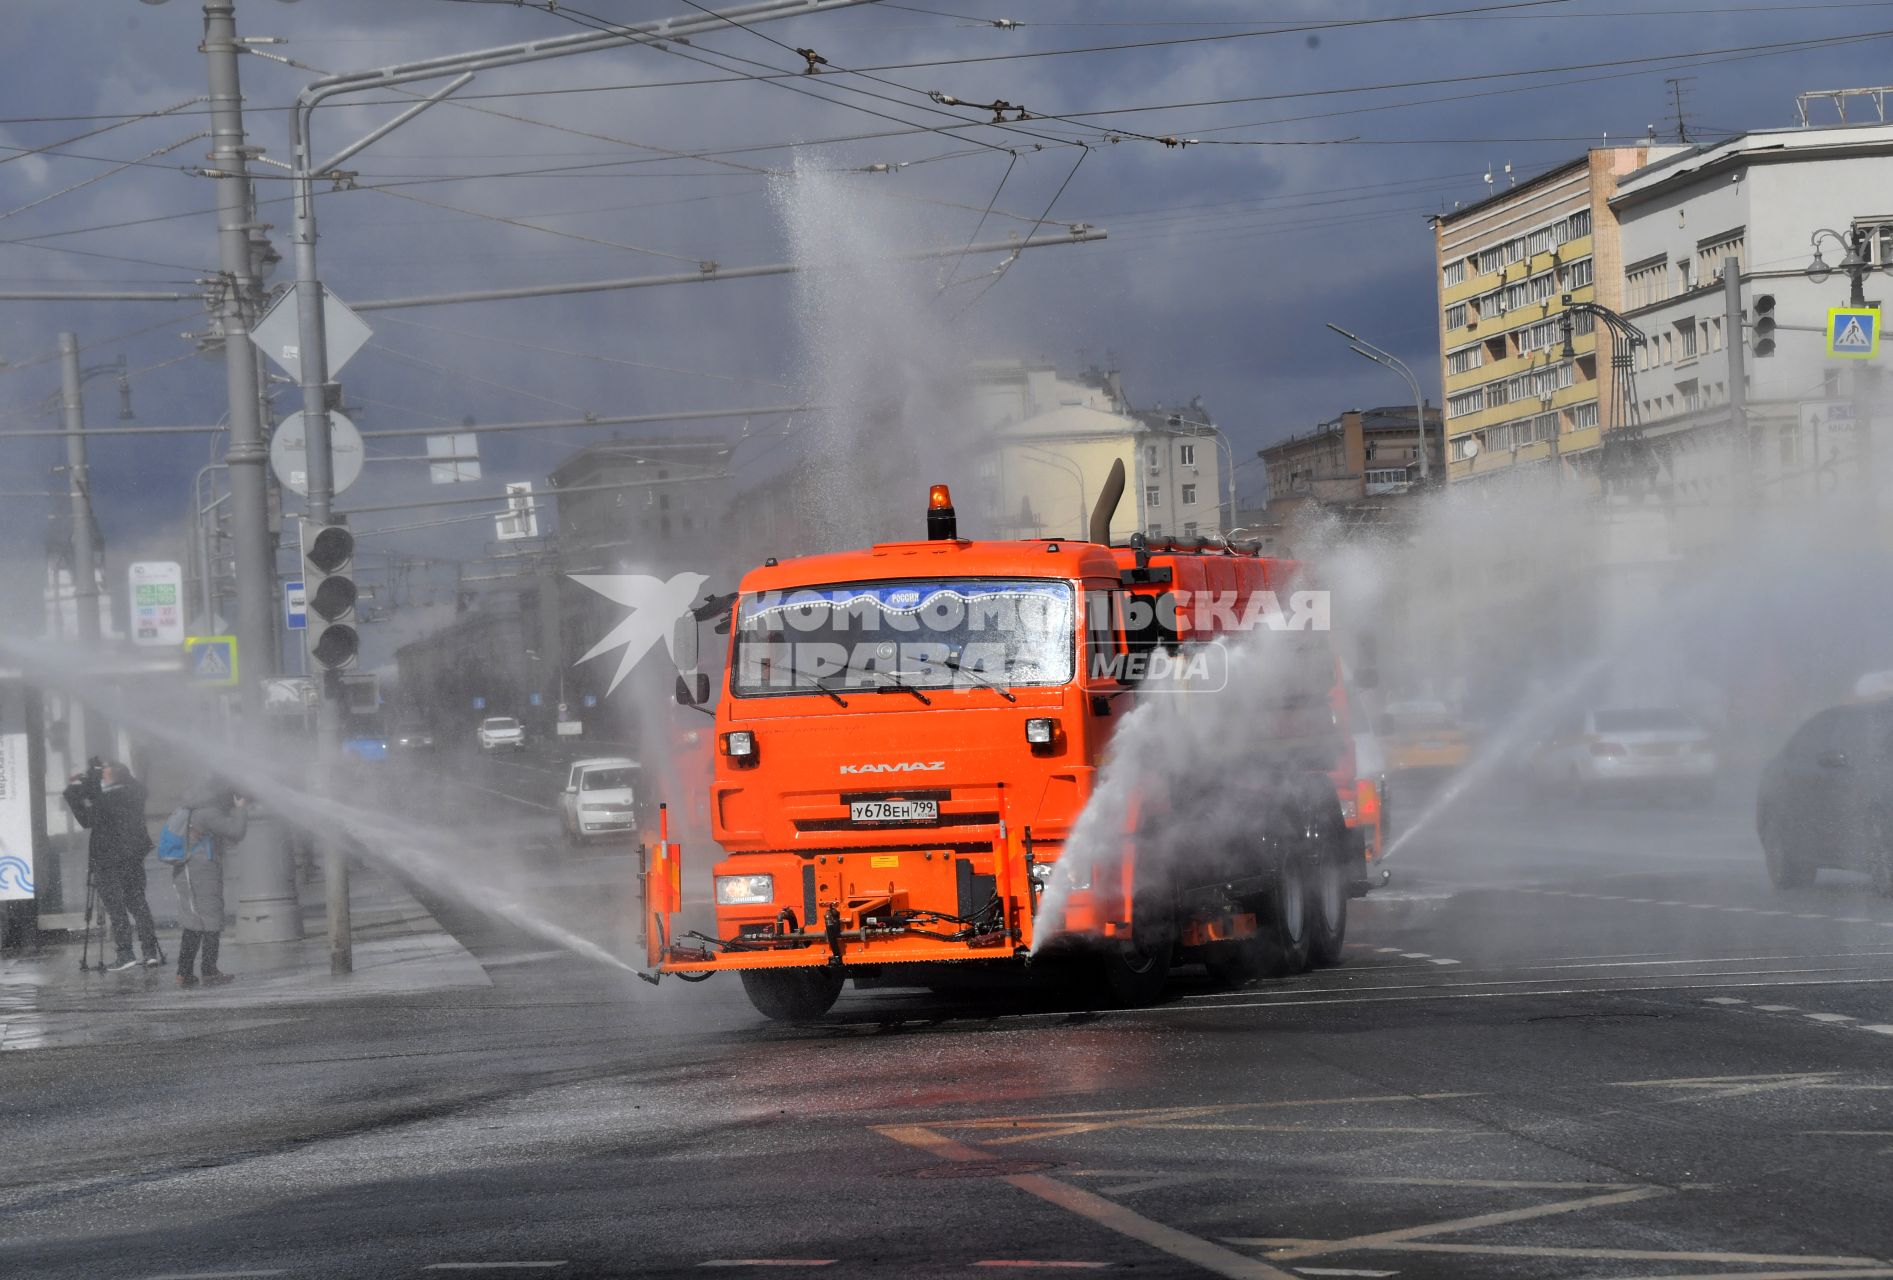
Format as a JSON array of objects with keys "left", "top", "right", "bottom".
[
  {"left": 63, "top": 759, "right": 160, "bottom": 973},
  {"left": 164, "top": 778, "right": 248, "bottom": 988}
]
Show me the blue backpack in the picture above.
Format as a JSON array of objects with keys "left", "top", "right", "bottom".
[{"left": 156, "top": 810, "right": 212, "bottom": 866}]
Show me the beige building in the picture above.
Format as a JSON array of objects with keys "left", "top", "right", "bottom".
[
  {"left": 968, "top": 362, "right": 1230, "bottom": 542},
  {"left": 1433, "top": 146, "right": 1673, "bottom": 483}
]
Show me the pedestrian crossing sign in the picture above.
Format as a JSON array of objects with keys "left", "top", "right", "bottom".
[
  {"left": 1827, "top": 306, "right": 1881, "bottom": 359},
  {"left": 185, "top": 635, "right": 239, "bottom": 687}
]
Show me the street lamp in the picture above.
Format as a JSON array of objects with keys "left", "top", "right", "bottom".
[
  {"left": 1806, "top": 227, "right": 1877, "bottom": 306},
  {"left": 1325, "top": 324, "right": 1431, "bottom": 482}
]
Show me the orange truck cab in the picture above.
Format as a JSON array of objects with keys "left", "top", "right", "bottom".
[{"left": 645, "top": 472, "right": 1359, "bottom": 1020}]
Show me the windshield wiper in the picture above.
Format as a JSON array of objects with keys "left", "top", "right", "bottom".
[
  {"left": 864, "top": 670, "right": 933, "bottom": 705},
  {"left": 770, "top": 663, "right": 849, "bottom": 706},
  {"left": 944, "top": 653, "right": 1018, "bottom": 703}
]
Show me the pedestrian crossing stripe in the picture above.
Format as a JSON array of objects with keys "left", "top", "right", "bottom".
[
  {"left": 184, "top": 635, "right": 239, "bottom": 687},
  {"left": 1826, "top": 306, "right": 1881, "bottom": 359}
]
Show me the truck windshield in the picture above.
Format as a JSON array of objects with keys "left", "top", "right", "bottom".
[{"left": 731, "top": 579, "right": 1075, "bottom": 698}]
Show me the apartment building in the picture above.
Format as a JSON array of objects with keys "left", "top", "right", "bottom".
[
  {"left": 1608, "top": 121, "right": 1893, "bottom": 519},
  {"left": 1433, "top": 145, "right": 1672, "bottom": 483}
]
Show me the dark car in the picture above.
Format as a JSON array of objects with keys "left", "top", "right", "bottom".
[{"left": 1756, "top": 701, "right": 1893, "bottom": 894}]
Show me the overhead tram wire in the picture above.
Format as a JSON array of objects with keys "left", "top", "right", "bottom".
[
  {"left": 9, "top": 2, "right": 1888, "bottom": 128},
  {"left": 366, "top": 187, "right": 714, "bottom": 267},
  {"left": 374, "top": 313, "right": 801, "bottom": 393}
]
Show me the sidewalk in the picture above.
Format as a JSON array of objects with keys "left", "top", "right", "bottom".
[{"left": 1, "top": 859, "right": 491, "bottom": 1052}]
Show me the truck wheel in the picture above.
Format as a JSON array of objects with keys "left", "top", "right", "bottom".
[
  {"left": 1097, "top": 893, "right": 1174, "bottom": 1007},
  {"left": 740, "top": 967, "right": 844, "bottom": 1022},
  {"left": 1258, "top": 848, "right": 1314, "bottom": 976},
  {"left": 1307, "top": 838, "right": 1350, "bottom": 968}
]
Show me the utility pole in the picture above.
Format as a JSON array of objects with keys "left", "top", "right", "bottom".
[
  {"left": 1328, "top": 324, "right": 1431, "bottom": 482},
  {"left": 1722, "top": 257, "right": 1750, "bottom": 496},
  {"left": 58, "top": 334, "right": 100, "bottom": 658},
  {"left": 201, "top": 0, "right": 301, "bottom": 947},
  {"left": 203, "top": 0, "right": 276, "bottom": 706}
]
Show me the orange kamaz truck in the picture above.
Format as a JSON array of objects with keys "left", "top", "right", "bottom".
[{"left": 644, "top": 465, "right": 1364, "bottom": 1020}]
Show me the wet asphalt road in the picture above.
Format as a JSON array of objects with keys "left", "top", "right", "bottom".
[{"left": 4, "top": 749, "right": 1893, "bottom": 1280}]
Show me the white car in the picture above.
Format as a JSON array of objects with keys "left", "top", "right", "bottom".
[
  {"left": 1534, "top": 707, "right": 1717, "bottom": 801},
  {"left": 558, "top": 757, "right": 643, "bottom": 844},
  {"left": 477, "top": 716, "right": 527, "bottom": 752}
]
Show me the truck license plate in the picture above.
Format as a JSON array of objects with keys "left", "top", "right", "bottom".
[{"left": 850, "top": 798, "right": 939, "bottom": 824}]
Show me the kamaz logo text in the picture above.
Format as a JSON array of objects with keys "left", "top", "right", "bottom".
[{"left": 838, "top": 761, "right": 947, "bottom": 775}]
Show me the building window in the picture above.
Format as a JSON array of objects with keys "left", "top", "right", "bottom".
[
  {"left": 1862, "top": 220, "right": 1893, "bottom": 267},
  {"left": 1675, "top": 258, "right": 1693, "bottom": 292},
  {"left": 1563, "top": 257, "right": 1593, "bottom": 290},
  {"left": 1625, "top": 256, "right": 1668, "bottom": 309},
  {"left": 1179, "top": 443, "right": 1195, "bottom": 465},
  {"left": 1146, "top": 446, "right": 1158, "bottom": 467},
  {"left": 1677, "top": 319, "right": 1698, "bottom": 359},
  {"left": 1181, "top": 483, "right": 1198, "bottom": 505},
  {"left": 1680, "top": 379, "right": 1701, "bottom": 413},
  {"left": 1145, "top": 487, "right": 1161, "bottom": 509},
  {"left": 1570, "top": 401, "right": 1599, "bottom": 430},
  {"left": 1443, "top": 259, "right": 1468, "bottom": 287},
  {"left": 1696, "top": 228, "right": 1746, "bottom": 279},
  {"left": 1183, "top": 521, "right": 1200, "bottom": 537},
  {"left": 1447, "top": 344, "right": 1484, "bottom": 374},
  {"left": 1448, "top": 389, "right": 1485, "bottom": 418},
  {"left": 1445, "top": 302, "right": 1468, "bottom": 330},
  {"left": 1149, "top": 524, "right": 1163, "bottom": 537}
]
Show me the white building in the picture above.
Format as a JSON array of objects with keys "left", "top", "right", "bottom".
[
  {"left": 967, "top": 361, "right": 1230, "bottom": 541},
  {"left": 1608, "top": 121, "right": 1893, "bottom": 525}
]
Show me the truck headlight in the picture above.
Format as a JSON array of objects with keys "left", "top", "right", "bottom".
[
  {"left": 722, "top": 730, "right": 755, "bottom": 759},
  {"left": 1024, "top": 718, "right": 1056, "bottom": 745},
  {"left": 715, "top": 873, "right": 774, "bottom": 905}
]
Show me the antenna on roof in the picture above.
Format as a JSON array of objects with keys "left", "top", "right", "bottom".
[{"left": 1504, "top": 162, "right": 1514, "bottom": 188}]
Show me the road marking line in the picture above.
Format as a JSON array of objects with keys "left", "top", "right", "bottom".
[
  {"left": 972, "top": 1262, "right": 1110, "bottom": 1270},
  {"left": 698, "top": 1263, "right": 837, "bottom": 1269},
  {"left": 945, "top": 1095, "right": 1483, "bottom": 1146},
  {"left": 1375, "top": 947, "right": 1402, "bottom": 954},
  {"left": 1229, "top": 1240, "right": 1885, "bottom": 1268},
  {"left": 1293, "top": 1270, "right": 1399, "bottom": 1277},
  {"left": 1257, "top": 1186, "right": 1671, "bottom": 1262},
  {"left": 1755, "top": 910, "right": 1791, "bottom": 916},
  {"left": 876, "top": 1125, "right": 1300, "bottom": 1280},
  {"left": 1794, "top": 913, "right": 1830, "bottom": 919},
  {"left": 1398, "top": 953, "right": 1431, "bottom": 959},
  {"left": 1721, "top": 906, "right": 1756, "bottom": 912},
  {"left": 1427, "top": 959, "right": 1460, "bottom": 966},
  {"left": 1703, "top": 997, "right": 1747, "bottom": 1005},
  {"left": 1805, "top": 1012, "right": 1856, "bottom": 1023},
  {"left": 1627, "top": 898, "right": 1655, "bottom": 903},
  {"left": 1863, "top": 1025, "right": 1893, "bottom": 1036},
  {"left": 424, "top": 1267, "right": 569, "bottom": 1272},
  {"left": 146, "top": 1272, "right": 288, "bottom": 1279},
  {"left": 1135, "top": 974, "right": 1893, "bottom": 1015},
  {"left": 1755, "top": 1005, "right": 1800, "bottom": 1012},
  {"left": 1351, "top": 1178, "right": 1642, "bottom": 1191},
  {"left": 1839, "top": 918, "right": 1873, "bottom": 924}
]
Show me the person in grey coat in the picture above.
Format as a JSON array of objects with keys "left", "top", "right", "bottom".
[{"left": 167, "top": 780, "right": 249, "bottom": 988}]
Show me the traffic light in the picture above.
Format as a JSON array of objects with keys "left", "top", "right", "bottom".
[
  {"left": 1752, "top": 293, "right": 1777, "bottom": 358},
  {"left": 302, "top": 519, "right": 359, "bottom": 671}
]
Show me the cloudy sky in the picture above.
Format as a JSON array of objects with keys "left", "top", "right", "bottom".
[{"left": 4, "top": 0, "right": 1892, "bottom": 619}]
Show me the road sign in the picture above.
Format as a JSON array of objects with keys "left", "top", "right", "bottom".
[
  {"left": 284, "top": 580, "right": 307, "bottom": 631},
  {"left": 1827, "top": 306, "right": 1881, "bottom": 359},
  {"left": 471, "top": 696, "right": 486, "bottom": 711},
  {"left": 582, "top": 693, "right": 597, "bottom": 709},
  {"left": 529, "top": 692, "right": 543, "bottom": 707},
  {"left": 1801, "top": 399, "right": 1857, "bottom": 436},
  {"left": 261, "top": 677, "right": 317, "bottom": 713},
  {"left": 128, "top": 561, "right": 184, "bottom": 647},
  {"left": 270, "top": 410, "right": 364, "bottom": 497},
  {"left": 185, "top": 635, "right": 239, "bottom": 687},
  {"left": 0, "top": 684, "right": 35, "bottom": 902},
  {"left": 252, "top": 284, "right": 373, "bottom": 381}
]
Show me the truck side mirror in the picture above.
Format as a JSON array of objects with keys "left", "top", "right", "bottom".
[
  {"left": 675, "top": 673, "right": 711, "bottom": 706},
  {"left": 671, "top": 613, "right": 700, "bottom": 673}
]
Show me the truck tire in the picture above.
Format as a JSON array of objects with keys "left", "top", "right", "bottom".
[
  {"left": 1097, "top": 893, "right": 1174, "bottom": 1007},
  {"left": 1257, "top": 848, "right": 1313, "bottom": 976},
  {"left": 1307, "top": 836, "right": 1350, "bottom": 968},
  {"left": 740, "top": 967, "right": 845, "bottom": 1022}
]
